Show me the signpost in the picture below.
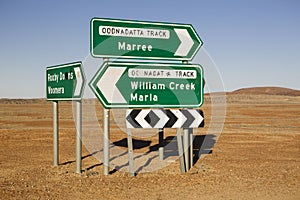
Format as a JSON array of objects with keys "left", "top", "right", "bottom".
[
  {"left": 89, "top": 62, "right": 204, "bottom": 108},
  {"left": 46, "top": 61, "right": 86, "bottom": 174},
  {"left": 89, "top": 18, "right": 204, "bottom": 176},
  {"left": 44, "top": 17, "right": 205, "bottom": 176},
  {"left": 90, "top": 18, "right": 203, "bottom": 60}
]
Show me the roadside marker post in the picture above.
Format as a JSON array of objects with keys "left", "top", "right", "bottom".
[{"left": 46, "top": 61, "right": 86, "bottom": 174}]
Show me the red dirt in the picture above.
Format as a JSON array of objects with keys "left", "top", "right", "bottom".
[{"left": 0, "top": 91, "right": 299, "bottom": 199}]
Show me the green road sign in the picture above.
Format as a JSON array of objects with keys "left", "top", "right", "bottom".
[
  {"left": 90, "top": 18, "right": 203, "bottom": 60},
  {"left": 46, "top": 62, "right": 86, "bottom": 101},
  {"left": 89, "top": 62, "right": 204, "bottom": 108}
]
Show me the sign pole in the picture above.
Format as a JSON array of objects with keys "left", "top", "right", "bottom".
[
  {"left": 182, "top": 60, "right": 190, "bottom": 171},
  {"left": 183, "top": 128, "right": 190, "bottom": 171},
  {"left": 127, "top": 129, "right": 135, "bottom": 176},
  {"left": 75, "top": 100, "right": 82, "bottom": 174},
  {"left": 53, "top": 101, "right": 59, "bottom": 166},
  {"left": 176, "top": 128, "right": 186, "bottom": 173},
  {"left": 189, "top": 129, "right": 194, "bottom": 168},
  {"left": 103, "top": 58, "right": 110, "bottom": 175},
  {"left": 103, "top": 108, "right": 110, "bottom": 175},
  {"left": 158, "top": 128, "right": 164, "bottom": 160}
]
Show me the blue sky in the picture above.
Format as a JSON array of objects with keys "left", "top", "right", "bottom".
[{"left": 0, "top": 0, "right": 299, "bottom": 98}]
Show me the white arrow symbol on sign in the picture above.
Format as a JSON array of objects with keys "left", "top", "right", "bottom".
[
  {"left": 152, "top": 110, "right": 170, "bottom": 128},
  {"left": 96, "top": 67, "right": 126, "bottom": 103},
  {"left": 74, "top": 67, "right": 83, "bottom": 96},
  {"left": 135, "top": 110, "right": 153, "bottom": 128},
  {"left": 171, "top": 110, "right": 187, "bottom": 128},
  {"left": 189, "top": 109, "right": 204, "bottom": 127},
  {"left": 174, "top": 29, "right": 194, "bottom": 57}
]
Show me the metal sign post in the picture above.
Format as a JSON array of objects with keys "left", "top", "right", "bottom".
[
  {"left": 189, "top": 129, "right": 194, "bottom": 168},
  {"left": 127, "top": 129, "right": 135, "bottom": 176},
  {"left": 53, "top": 101, "right": 59, "bottom": 166},
  {"left": 176, "top": 128, "right": 186, "bottom": 173},
  {"left": 182, "top": 61, "right": 190, "bottom": 171},
  {"left": 183, "top": 128, "right": 190, "bottom": 171},
  {"left": 75, "top": 100, "right": 82, "bottom": 174},
  {"left": 103, "top": 108, "right": 110, "bottom": 175},
  {"left": 102, "top": 58, "right": 110, "bottom": 175},
  {"left": 158, "top": 128, "right": 164, "bottom": 160}
]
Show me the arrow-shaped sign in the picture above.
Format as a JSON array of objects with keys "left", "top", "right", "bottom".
[
  {"left": 96, "top": 66, "right": 127, "bottom": 103},
  {"left": 90, "top": 18, "right": 203, "bottom": 60},
  {"left": 89, "top": 61, "right": 204, "bottom": 109},
  {"left": 46, "top": 61, "right": 86, "bottom": 101},
  {"left": 126, "top": 109, "right": 204, "bottom": 129}
]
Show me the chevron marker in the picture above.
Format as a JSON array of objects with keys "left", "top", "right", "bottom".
[{"left": 126, "top": 109, "right": 204, "bottom": 129}]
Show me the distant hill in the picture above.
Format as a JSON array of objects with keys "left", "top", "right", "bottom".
[
  {"left": 0, "top": 98, "right": 47, "bottom": 104},
  {"left": 231, "top": 87, "right": 300, "bottom": 96},
  {"left": 1, "top": 87, "right": 299, "bottom": 104}
]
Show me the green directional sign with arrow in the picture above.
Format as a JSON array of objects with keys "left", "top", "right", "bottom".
[
  {"left": 90, "top": 18, "right": 203, "bottom": 60},
  {"left": 46, "top": 62, "right": 86, "bottom": 101},
  {"left": 89, "top": 62, "right": 204, "bottom": 108}
]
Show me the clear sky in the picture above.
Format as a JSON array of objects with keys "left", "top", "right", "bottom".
[{"left": 0, "top": 0, "right": 299, "bottom": 98}]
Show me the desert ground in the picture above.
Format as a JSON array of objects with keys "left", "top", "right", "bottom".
[{"left": 0, "top": 87, "right": 299, "bottom": 200}]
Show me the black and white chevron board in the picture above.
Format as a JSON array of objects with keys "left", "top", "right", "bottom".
[{"left": 126, "top": 109, "right": 204, "bottom": 129}]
